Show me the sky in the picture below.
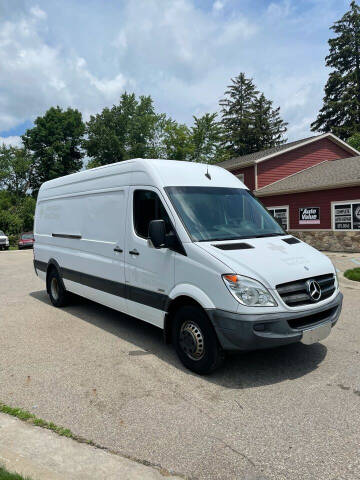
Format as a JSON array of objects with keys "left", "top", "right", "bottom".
[{"left": 0, "top": 0, "right": 352, "bottom": 147}]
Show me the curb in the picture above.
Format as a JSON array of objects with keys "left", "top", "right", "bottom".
[{"left": 0, "top": 413, "right": 186, "bottom": 480}]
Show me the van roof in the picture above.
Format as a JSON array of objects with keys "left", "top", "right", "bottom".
[{"left": 38, "top": 158, "right": 245, "bottom": 197}]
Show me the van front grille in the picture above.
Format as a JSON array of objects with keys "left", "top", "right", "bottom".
[
  {"left": 276, "top": 274, "right": 336, "bottom": 306},
  {"left": 288, "top": 306, "right": 337, "bottom": 329}
]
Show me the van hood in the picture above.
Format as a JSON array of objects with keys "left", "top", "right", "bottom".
[{"left": 195, "top": 236, "right": 335, "bottom": 289}]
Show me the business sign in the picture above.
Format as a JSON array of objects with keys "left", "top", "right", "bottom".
[
  {"left": 268, "top": 208, "right": 288, "bottom": 230},
  {"left": 299, "top": 207, "right": 320, "bottom": 225},
  {"left": 334, "top": 204, "right": 352, "bottom": 230},
  {"left": 352, "top": 203, "right": 360, "bottom": 230}
]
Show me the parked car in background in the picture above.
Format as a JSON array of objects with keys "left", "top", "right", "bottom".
[
  {"left": 0, "top": 230, "right": 9, "bottom": 251},
  {"left": 18, "top": 232, "right": 35, "bottom": 249}
]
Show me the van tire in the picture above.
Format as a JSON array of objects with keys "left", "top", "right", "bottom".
[
  {"left": 47, "top": 269, "right": 69, "bottom": 307},
  {"left": 172, "top": 305, "right": 224, "bottom": 375}
]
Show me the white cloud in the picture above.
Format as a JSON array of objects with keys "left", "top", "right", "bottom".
[
  {"left": 0, "top": 6, "right": 131, "bottom": 131},
  {"left": 213, "top": 1, "right": 224, "bottom": 12},
  {"left": 30, "top": 5, "right": 47, "bottom": 20},
  {"left": 216, "top": 18, "right": 258, "bottom": 44},
  {"left": 0, "top": 136, "right": 22, "bottom": 147},
  {"left": 0, "top": 0, "right": 348, "bottom": 143},
  {"left": 267, "top": 0, "right": 292, "bottom": 19}
]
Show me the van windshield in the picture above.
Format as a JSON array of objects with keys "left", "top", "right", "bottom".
[
  {"left": 0, "top": 231, "right": 4, "bottom": 236},
  {"left": 165, "top": 186, "right": 285, "bottom": 242}
]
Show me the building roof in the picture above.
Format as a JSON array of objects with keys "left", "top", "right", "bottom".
[
  {"left": 219, "top": 133, "right": 360, "bottom": 171},
  {"left": 255, "top": 156, "right": 360, "bottom": 197}
]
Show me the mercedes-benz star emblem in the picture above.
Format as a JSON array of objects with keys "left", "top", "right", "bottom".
[{"left": 306, "top": 279, "right": 322, "bottom": 302}]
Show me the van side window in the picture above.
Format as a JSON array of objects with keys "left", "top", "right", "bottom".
[{"left": 133, "top": 190, "right": 172, "bottom": 238}]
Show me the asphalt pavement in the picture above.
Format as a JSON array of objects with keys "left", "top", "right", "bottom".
[{"left": 0, "top": 250, "right": 359, "bottom": 480}]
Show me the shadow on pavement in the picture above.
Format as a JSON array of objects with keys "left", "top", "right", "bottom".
[{"left": 30, "top": 289, "right": 328, "bottom": 389}]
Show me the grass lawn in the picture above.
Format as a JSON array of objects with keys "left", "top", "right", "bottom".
[
  {"left": 344, "top": 267, "right": 360, "bottom": 282},
  {"left": 0, "top": 466, "right": 32, "bottom": 480}
]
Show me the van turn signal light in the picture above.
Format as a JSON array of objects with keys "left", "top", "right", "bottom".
[{"left": 224, "top": 274, "right": 238, "bottom": 284}]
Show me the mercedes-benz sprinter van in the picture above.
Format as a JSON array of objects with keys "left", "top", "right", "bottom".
[{"left": 33, "top": 159, "right": 342, "bottom": 374}]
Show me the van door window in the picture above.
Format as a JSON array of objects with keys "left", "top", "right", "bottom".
[{"left": 133, "top": 190, "right": 172, "bottom": 238}]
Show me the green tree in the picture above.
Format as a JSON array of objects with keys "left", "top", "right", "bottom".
[
  {"left": 348, "top": 132, "right": 360, "bottom": 150},
  {"left": 17, "top": 195, "right": 36, "bottom": 232},
  {"left": 220, "top": 73, "right": 259, "bottom": 156},
  {"left": 84, "top": 93, "right": 161, "bottom": 167},
  {"left": 22, "top": 106, "right": 85, "bottom": 194},
  {"left": 253, "top": 94, "right": 287, "bottom": 151},
  {"left": 311, "top": 1, "right": 360, "bottom": 139},
  {"left": 0, "top": 190, "right": 35, "bottom": 238},
  {"left": 219, "top": 73, "right": 287, "bottom": 156},
  {"left": 0, "top": 145, "right": 33, "bottom": 196},
  {"left": 161, "top": 120, "right": 193, "bottom": 161},
  {"left": 189, "top": 113, "right": 228, "bottom": 164}
]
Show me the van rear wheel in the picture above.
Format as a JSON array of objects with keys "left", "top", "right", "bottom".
[
  {"left": 172, "top": 305, "right": 224, "bottom": 375},
  {"left": 48, "top": 269, "right": 68, "bottom": 307}
]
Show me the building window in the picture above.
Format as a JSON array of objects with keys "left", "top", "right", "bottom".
[
  {"left": 268, "top": 206, "right": 289, "bottom": 231},
  {"left": 237, "top": 173, "right": 245, "bottom": 184},
  {"left": 332, "top": 200, "right": 360, "bottom": 230}
]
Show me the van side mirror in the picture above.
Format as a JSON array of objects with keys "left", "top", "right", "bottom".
[{"left": 148, "top": 220, "right": 166, "bottom": 248}]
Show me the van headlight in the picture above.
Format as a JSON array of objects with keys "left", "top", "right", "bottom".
[
  {"left": 222, "top": 274, "right": 277, "bottom": 307},
  {"left": 332, "top": 264, "right": 339, "bottom": 289}
]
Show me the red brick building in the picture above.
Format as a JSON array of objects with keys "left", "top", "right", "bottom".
[{"left": 219, "top": 133, "right": 360, "bottom": 252}]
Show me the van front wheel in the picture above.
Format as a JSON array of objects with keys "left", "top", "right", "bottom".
[
  {"left": 172, "top": 305, "right": 224, "bottom": 375},
  {"left": 48, "top": 269, "right": 68, "bottom": 307}
]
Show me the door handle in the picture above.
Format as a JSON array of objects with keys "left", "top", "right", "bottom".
[
  {"left": 113, "top": 246, "right": 123, "bottom": 253},
  {"left": 129, "top": 249, "right": 139, "bottom": 256}
]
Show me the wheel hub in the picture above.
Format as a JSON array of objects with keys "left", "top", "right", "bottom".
[
  {"left": 179, "top": 321, "right": 205, "bottom": 361},
  {"left": 51, "top": 277, "right": 59, "bottom": 301}
]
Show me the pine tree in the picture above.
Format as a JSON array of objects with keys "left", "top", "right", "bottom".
[
  {"left": 311, "top": 1, "right": 360, "bottom": 140},
  {"left": 219, "top": 73, "right": 287, "bottom": 156},
  {"left": 253, "top": 94, "right": 288, "bottom": 151},
  {"left": 219, "top": 73, "right": 259, "bottom": 156},
  {"left": 348, "top": 131, "right": 360, "bottom": 149}
]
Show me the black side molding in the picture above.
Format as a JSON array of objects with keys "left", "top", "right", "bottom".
[
  {"left": 34, "top": 259, "right": 47, "bottom": 272},
  {"left": 52, "top": 233, "right": 82, "bottom": 239},
  {"left": 33, "top": 259, "right": 168, "bottom": 311},
  {"left": 213, "top": 242, "right": 254, "bottom": 250}
]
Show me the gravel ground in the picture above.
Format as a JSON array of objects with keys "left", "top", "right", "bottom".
[{"left": 0, "top": 250, "right": 359, "bottom": 480}]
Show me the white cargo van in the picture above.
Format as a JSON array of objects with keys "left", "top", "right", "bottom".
[{"left": 34, "top": 159, "right": 342, "bottom": 374}]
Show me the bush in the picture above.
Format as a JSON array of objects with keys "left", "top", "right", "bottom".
[
  {"left": 344, "top": 267, "right": 360, "bottom": 282},
  {"left": 8, "top": 234, "right": 18, "bottom": 247},
  {"left": 0, "top": 190, "right": 35, "bottom": 237},
  {"left": 0, "top": 209, "right": 23, "bottom": 235}
]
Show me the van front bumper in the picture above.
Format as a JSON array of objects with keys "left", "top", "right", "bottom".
[{"left": 207, "top": 292, "right": 343, "bottom": 352}]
